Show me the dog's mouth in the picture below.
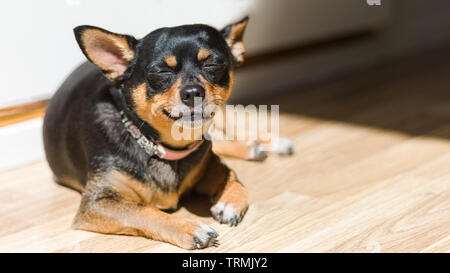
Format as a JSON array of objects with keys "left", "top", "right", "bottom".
[{"left": 162, "top": 108, "right": 215, "bottom": 122}]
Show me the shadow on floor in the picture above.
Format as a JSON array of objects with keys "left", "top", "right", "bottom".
[{"left": 180, "top": 193, "right": 213, "bottom": 218}]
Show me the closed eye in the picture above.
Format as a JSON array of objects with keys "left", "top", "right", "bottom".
[
  {"left": 203, "top": 62, "right": 226, "bottom": 69},
  {"left": 202, "top": 54, "right": 226, "bottom": 68},
  {"left": 204, "top": 63, "right": 222, "bottom": 68},
  {"left": 147, "top": 66, "right": 174, "bottom": 75},
  {"left": 156, "top": 69, "right": 174, "bottom": 74}
]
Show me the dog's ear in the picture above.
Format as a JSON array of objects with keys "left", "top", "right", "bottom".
[
  {"left": 74, "top": 25, "right": 137, "bottom": 81},
  {"left": 221, "top": 16, "right": 249, "bottom": 66}
]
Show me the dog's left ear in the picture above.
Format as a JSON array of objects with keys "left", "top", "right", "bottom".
[
  {"left": 221, "top": 16, "right": 249, "bottom": 66},
  {"left": 74, "top": 25, "right": 137, "bottom": 81}
]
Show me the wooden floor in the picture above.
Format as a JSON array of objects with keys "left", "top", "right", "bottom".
[{"left": 1, "top": 49, "right": 450, "bottom": 252}]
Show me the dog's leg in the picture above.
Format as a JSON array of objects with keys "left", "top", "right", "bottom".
[
  {"left": 210, "top": 111, "right": 267, "bottom": 161},
  {"left": 210, "top": 105, "right": 293, "bottom": 161},
  {"left": 212, "top": 139, "right": 267, "bottom": 161},
  {"left": 195, "top": 153, "right": 249, "bottom": 226},
  {"left": 72, "top": 180, "right": 218, "bottom": 249},
  {"left": 212, "top": 138, "right": 293, "bottom": 161}
]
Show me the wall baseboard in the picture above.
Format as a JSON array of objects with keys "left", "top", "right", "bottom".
[{"left": 0, "top": 118, "right": 44, "bottom": 172}]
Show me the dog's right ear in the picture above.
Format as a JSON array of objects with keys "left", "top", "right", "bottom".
[
  {"left": 221, "top": 17, "right": 249, "bottom": 66},
  {"left": 74, "top": 25, "right": 137, "bottom": 81}
]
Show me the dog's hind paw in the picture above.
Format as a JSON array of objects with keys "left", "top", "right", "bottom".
[
  {"left": 248, "top": 141, "right": 268, "bottom": 161},
  {"left": 271, "top": 137, "right": 294, "bottom": 155}
]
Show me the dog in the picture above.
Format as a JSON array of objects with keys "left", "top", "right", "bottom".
[{"left": 43, "top": 17, "right": 291, "bottom": 249}]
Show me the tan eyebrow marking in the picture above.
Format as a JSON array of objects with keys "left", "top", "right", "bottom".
[
  {"left": 164, "top": 55, "right": 177, "bottom": 68},
  {"left": 197, "top": 48, "right": 211, "bottom": 61}
]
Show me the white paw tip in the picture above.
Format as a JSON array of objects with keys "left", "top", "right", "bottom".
[
  {"left": 222, "top": 204, "right": 238, "bottom": 221},
  {"left": 194, "top": 223, "right": 218, "bottom": 247},
  {"left": 211, "top": 202, "right": 245, "bottom": 226},
  {"left": 271, "top": 138, "right": 293, "bottom": 155},
  {"left": 211, "top": 202, "right": 225, "bottom": 215},
  {"left": 248, "top": 141, "right": 267, "bottom": 161}
]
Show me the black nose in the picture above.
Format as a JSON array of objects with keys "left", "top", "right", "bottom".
[{"left": 180, "top": 85, "right": 205, "bottom": 107}]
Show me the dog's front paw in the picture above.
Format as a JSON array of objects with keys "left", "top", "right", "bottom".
[
  {"left": 178, "top": 221, "right": 219, "bottom": 249},
  {"left": 193, "top": 223, "right": 219, "bottom": 249},
  {"left": 211, "top": 202, "right": 249, "bottom": 226}
]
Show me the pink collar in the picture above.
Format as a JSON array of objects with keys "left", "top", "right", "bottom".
[{"left": 120, "top": 110, "right": 204, "bottom": 161}]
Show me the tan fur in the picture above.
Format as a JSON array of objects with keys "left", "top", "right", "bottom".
[
  {"left": 178, "top": 150, "right": 211, "bottom": 195},
  {"left": 131, "top": 80, "right": 200, "bottom": 148},
  {"left": 230, "top": 42, "right": 246, "bottom": 64},
  {"left": 73, "top": 195, "right": 212, "bottom": 249},
  {"left": 224, "top": 20, "right": 247, "bottom": 46},
  {"left": 105, "top": 170, "right": 180, "bottom": 210},
  {"left": 164, "top": 55, "right": 177, "bottom": 68},
  {"left": 214, "top": 172, "right": 248, "bottom": 212},
  {"left": 223, "top": 20, "right": 248, "bottom": 65},
  {"left": 197, "top": 48, "right": 211, "bottom": 61},
  {"left": 200, "top": 73, "right": 233, "bottom": 105},
  {"left": 195, "top": 153, "right": 248, "bottom": 212},
  {"left": 212, "top": 140, "right": 256, "bottom": 160},
  {"left": 80, "top": 28, "right": 134, "bottom": 79}
]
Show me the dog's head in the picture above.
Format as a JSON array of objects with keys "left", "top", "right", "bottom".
[{"left": 74, "top": 17, "right": 249, "bottom": 148}]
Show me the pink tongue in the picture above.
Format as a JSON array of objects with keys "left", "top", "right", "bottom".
[{"left": 157, "top": 140, "right": 204, "bottom": 160}]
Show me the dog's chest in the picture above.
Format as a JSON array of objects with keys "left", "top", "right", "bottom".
[{"left": 123, "top": 144, "right": 211, "bottom": 210}]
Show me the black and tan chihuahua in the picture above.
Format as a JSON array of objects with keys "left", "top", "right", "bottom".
[{"left": 43, "top": 17, "right": 290, "bottom": 249}]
